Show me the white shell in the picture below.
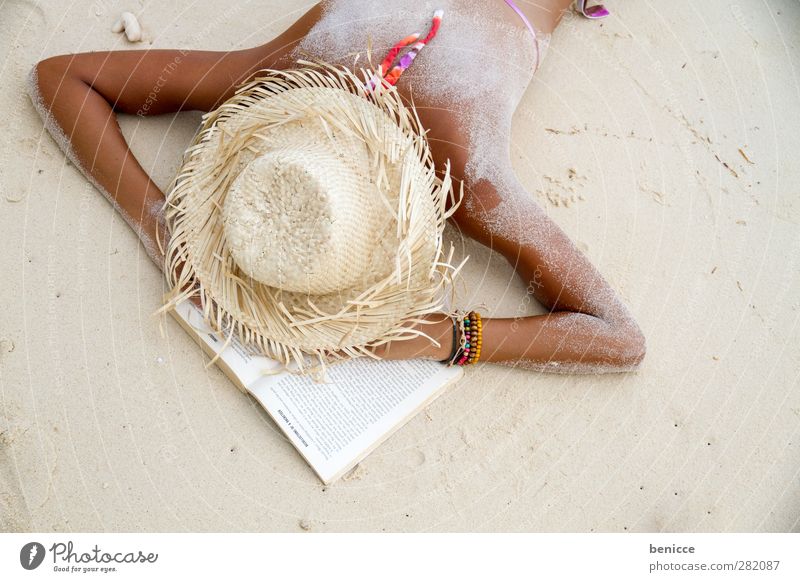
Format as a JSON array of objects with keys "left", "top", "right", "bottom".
[{"left": 111, "top": 12, "right": 142, "bottom": 43}]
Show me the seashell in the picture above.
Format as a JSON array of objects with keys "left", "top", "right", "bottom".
[{"left": 111, "top": 12, "right": 143, "bottom": 43}]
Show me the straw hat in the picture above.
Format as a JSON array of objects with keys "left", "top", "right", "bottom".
[{"left": 161, "top": 62, "right": 462, "bottom": 370}]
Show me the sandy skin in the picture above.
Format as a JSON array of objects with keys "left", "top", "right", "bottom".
[{"left": 27, "top": 0, "right": 645, "bottom": 373}]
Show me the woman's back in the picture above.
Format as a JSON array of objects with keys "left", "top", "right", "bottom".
[
  {"left": 296, "top": 0, "right": 542, "bottom": 110},
  {"left": 297, "top": 0, "right": 547, "bottom": 189}
]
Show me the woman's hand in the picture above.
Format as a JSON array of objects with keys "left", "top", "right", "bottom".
[{"left": 370, "top": 313, "right": 455, "bottom": 362}]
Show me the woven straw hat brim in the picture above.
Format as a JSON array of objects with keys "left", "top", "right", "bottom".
[{"left": 160, "top": 63, "right": 462, "bottom": 371}]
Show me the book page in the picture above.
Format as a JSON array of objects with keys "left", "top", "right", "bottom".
[
  {"left": 170, "top": 301, "right": 462, "bottom": 483},
  {"left": 248, "top": 357, "right": 461, "bottom": 484}
]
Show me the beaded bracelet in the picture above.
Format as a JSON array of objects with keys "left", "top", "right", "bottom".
[
  {"left": 448, "top": 310, "right": 482, "bottom": 367},
  {"left": 466, "top": 311, "right": 482, "bottom": 365}
]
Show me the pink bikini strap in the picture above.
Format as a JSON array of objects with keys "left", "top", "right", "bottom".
[
  {"left": 503, "top": 0, "right": 541, "bottom": 70},
  {"left": 503, "top": 0, "right": 537, "bottom": 39}
]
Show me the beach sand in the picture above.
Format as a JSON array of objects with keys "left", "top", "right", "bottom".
[{"left": 1, "top": 0, "right": 798, "bottom": 532}]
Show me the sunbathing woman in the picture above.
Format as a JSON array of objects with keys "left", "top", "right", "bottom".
[{"left": 28, "top": 0, "right": 645, "bottom": 373}]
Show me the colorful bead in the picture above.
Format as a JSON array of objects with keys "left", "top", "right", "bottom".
[{"left": 449, "top": 310, "right": 484, "bottom": 366}]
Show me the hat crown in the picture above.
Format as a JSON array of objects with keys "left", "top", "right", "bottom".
[
  {"left": 222, "top": 134, "right": 387, "bottom": 294},
  {"left": 163, "top": 70, "right": 459, "bottom": 370}
]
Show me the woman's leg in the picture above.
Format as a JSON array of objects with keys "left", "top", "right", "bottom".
[{"left": 28, "top": 3, "right": 322, "bottom": 267}]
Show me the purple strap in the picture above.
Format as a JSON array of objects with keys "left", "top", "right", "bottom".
[
  {"left": 575, "top": 0, "right": 610, "bottom": 19},
  {"left": 503, "top": 0, "right": 540, "bottom": 70},
  {"left": 503, "top": 0, "right": 537, "bottom": 38},
  {"left": 505, "top": 0, "right": 609, "bottom": 25}
]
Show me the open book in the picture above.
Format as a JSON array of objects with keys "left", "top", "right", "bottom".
[{"left": 170, "top": 301, "right": 463, "bottom": 484}]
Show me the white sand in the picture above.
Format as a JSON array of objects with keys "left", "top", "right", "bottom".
[{"left": 1, "top": 0, "right": 799, "bottom": 532}]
